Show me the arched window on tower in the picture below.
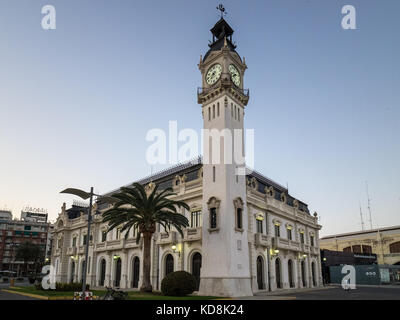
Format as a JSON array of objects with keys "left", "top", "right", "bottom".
[
  {"left": 207, "top": 197, "right": 220, "bottom": 231},
  {"left": 234, "top": 198, "right": 244, "bottom": 231}
]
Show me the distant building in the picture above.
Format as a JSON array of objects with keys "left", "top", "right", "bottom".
[
  {"left": 0, "top": 210, "right": 54, "bottom": 275},
  {"left": 320, "top": 226, "right": 400, "bottom": 265},
  {"left": 0, "top": 210, "right": 12, "bottom": 221},
  {"left": 20, "top": 210, "right": 48, "bottom": 223}
]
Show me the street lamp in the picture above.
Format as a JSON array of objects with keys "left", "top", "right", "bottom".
[{"left": 60, "top": 187, "right": 117, "bottom": 292}]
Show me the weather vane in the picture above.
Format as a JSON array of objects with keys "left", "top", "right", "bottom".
[{"left": 216, "top": 4, "right": 227, "bottom": 18}]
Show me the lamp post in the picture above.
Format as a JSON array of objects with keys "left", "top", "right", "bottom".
[{"left": 60, "top": 187, "right": 118, "bottom": 293}]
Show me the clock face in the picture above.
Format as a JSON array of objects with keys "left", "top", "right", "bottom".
[
  {"left": 229, "top": 64, "right": 241, "bottom": 86},
  {"left": 206, "top": 64, "right": 222, "bottom": 85}
]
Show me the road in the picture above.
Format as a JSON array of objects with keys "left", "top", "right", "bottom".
[{"left": 0, "top": 289, "right": 39, "bottom": 300}]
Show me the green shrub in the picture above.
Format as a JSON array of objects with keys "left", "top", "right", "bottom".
[
  {"left": 36, "top": 282, "right": 87, "bottom": 292},
  {"left": 161, "top": 271, "right": 197, "bottom": 296}
]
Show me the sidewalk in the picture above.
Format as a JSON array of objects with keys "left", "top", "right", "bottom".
[{"left": 255, "top": 285, "right": 335, "bottom": 296}]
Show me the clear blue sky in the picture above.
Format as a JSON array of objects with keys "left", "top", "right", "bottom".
[{"left": 0, "top": 0, "right": 399, "bottom": 236}]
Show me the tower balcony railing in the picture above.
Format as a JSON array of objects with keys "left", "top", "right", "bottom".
[
  {"left": 271, "top": 237, "right": 301, "bottom": 252},
  {"left": 183, "top": 227, "right": 202, "bottom": 242},
  {"left": 66, "top": 247, "right": 77, "bottom": 256},
  {"left": 254, "top": 233, "right": 271, "bottom": 248},
  {"left": 197, "top": 86, "right": 249, "bottom": 97},
  {"left": 157, "top": 231, "right": 177, "bottom": 245}
]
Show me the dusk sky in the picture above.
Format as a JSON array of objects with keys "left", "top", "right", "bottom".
[{"left": 0, "top": 0, "right": 399, "bottom": 236}]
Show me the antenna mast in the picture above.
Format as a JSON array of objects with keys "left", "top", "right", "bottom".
[
  {"left": 366, "top": 181, "right": 373, "bottom": 229},
  {"left": 359, "top": 202, "right": 365, "bottom": 231}
]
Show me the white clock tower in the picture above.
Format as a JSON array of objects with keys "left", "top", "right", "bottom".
[{"left": 197, "top": 16, "right": 253, "bottom": 297}]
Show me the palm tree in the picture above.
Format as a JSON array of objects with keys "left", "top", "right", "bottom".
[{"left": 102, "top": 182, "right": 190, "bottom": 292}]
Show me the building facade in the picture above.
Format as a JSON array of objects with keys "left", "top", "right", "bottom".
[
  {"left": 51, "top": 17, "right": 322, "bottom": 297},
  {"left": 320, "top": 226, "right": 400, "bottom": 266},
  {"left": 0, "top": 210, "right": 53, "bottom": 275}
]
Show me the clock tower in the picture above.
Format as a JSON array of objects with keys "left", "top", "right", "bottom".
[{"left": 197, "top": 16, "right": 252, "bottom": 297}]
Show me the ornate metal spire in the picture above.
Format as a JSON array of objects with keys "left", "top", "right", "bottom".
[{"left": 216, "top": 4, "right": 227, "bottom": 19}]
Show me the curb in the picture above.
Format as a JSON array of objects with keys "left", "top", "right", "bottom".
[
  {"left": 1, "top": 289, "right": 99, "bottom": 300},
  {"left": 1, "top": 289, "right": 49, "bottom": 300}
]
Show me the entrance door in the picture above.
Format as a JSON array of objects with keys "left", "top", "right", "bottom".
[
  {"left": 132, "top": 257, "right": 140, "bottom": 288},
  {"left": 192, "top": 253, "right": 202, "bottom": 290},
  {"left": 301, "top": 260, "right": 306, "bottom": 287},
  {"left": 288, "top": 260, "right": 294, "bottom": 288},
  {"left": 115, "top": 258, "right": 122, "bottom": 287},
  {"left": 275, "top": 258, "right": 281, "bottom": 289},
  {"left": 165, "top": 254, "right": 174, "bottom": 276},
  {"left": 257, "top": 256, "right": 264, "bottom": 290},
  {"left": 70, "top": 262, "right": 75, "bottom": 283},
  {"left": 311, "top": 262, "right": 316, "bottom": 287},
  {"left": 100, "top": 259, "right": 106, "bottom": 286}
]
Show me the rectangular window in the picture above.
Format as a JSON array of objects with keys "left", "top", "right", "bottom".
[
  {"left": 191, "top": 211, "right": 202, "bottom": 228},
  {"left": 101, "top": 231, "right": 107, "bottom": 242},
  {"left": 83, "top": 235, "right": 87, "bottom": 245},
  {"left": 310, "top": 235, "right": 314, "bottom": 247},
  {"left": 287, "top": 229, "right": 292, "bottom": 240},
  {"left": 116, "top": 228, "right": 121, "bottom": 240},
  {"left": 256, "top": 220, "right": 263, "bottom": 234},
  {"left": 274, "top": 225, "right": 280, "bottom": 237},
  {"left": 213, "top": 166, "right": 216, "bottom": 182},
  {"left": 210, "top": 208, "right": 217, "bottom": 229},
  {"left": 72, "top": 237, "right": 77, "bottom": 247},
  {"left": 300, "top": 233, "right": 304, "bottom": 244}
]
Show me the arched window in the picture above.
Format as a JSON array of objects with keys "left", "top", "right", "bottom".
[
  {"left": 288, "top": 260, "right": 294, "bottom": 288},
  {"left": 390, "top": 242, "right": 400, "bottom": 253},
  {"left": 99, "top": 259, "right": 106, "bottom": 286},
  {"left": 275, "top": 258, "right": 282, "bottom": 289},
  {"left": 256, "top": 256, "right": 264, "bottom": 290},
  {"left": 362, "top": 245, "right": 372, "bottom": 254},
  {"left": 70, "top": 261, "right": 75, "bottom": 283},
  {"left": 165, "top": 254, "right": 174, "bottom": 276},
  {"left": 234, "top": 198, "right": 244, "bottom": 231},
  {"left": 311, "top": 262, "right": 316, "bottom": 287},
  {"left": 301, "top": 260, "right": 306, "bottom": 287},
  {"left": 132, "top": 257, "right": 140, "bottom": 288},
  {"left": 207, "top": 197, "right": 220, "bottom": 231},
  {"left": 352, "top": 245, "right": 361, "bottom": 253},
  {"left": 343, "top": 246, "right": 352, "bottom": 253},
  {"left": 114, "top": 258, "right": 122, "bottom": 287},
  {"left": 192, "top": 253, "right": 202, "bottom": 290}
]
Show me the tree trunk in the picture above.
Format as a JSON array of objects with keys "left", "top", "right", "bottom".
[{"left": 140, "top": 232, "right": 153, "bottom": 292}]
